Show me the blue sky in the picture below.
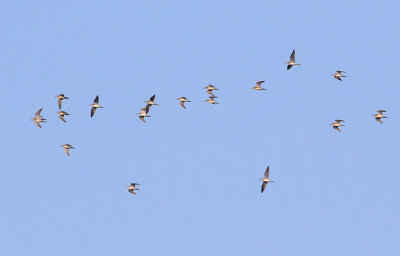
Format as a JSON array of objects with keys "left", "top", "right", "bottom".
[{"left": 1, "top": 1, "right": 400, "bottom": 255}]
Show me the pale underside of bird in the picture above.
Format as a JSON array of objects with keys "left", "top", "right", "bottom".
[
  {"left": 57, "top": 111, "right": 70, "bottom": 123},
  {"left": 90, "top": 95, "right": 104, "bottom": 117},
  {"left": 332, "top": 71, "right": 346, "bottom": 81},
  {"left": 146, "top": 94, "right": 159, "bottom": 111},
  {"left": 330, "top": 119, "right": 344, "bottom": 132},
  {"left": 373, "top": 110, "right": 387, "bottom": 124},
  {"left": 286, "top": 49, "right": 300, "bottom": 70},
  {"left": 137, "top": 105, "right": 151, "bottom": 123},
  {"left": 55, "top": 94, "right": 69, "bottom": 110},
  {"left": 260, "top": 166, "right": 274, "bottom": 193},
  {"left": 205, "top": 96, "right": 219, "bottom": 104},
  {"left": 61, "top": 144, "right": 74, "bottom": 156},
  {"left": 252, "top": 80, "right": 266, "bottom": 90},
  {"left": 177, "top": 97, "right": 191, "bottom": 109},
  {"left": 127, "top": 183, "right": 140, "bottom": 194},
  {"left": 32, "top": 108, "right": 47, "bottom": 128}
]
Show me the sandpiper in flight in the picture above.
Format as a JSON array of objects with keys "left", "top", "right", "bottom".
[
  {"left": 137, "top": 105, "right": 151, "bottom": 123},
  {"left": 332, "top": 71, "right": 346, "bottom": 81},
  {"left": 205, "top": 96, "right": 219, "bottom": 104},
  {"left": 286, "top": 49, "right": 300, "bottom": 70},
  {"left": 89, "top": 95, "right": 104, "bottom": 117},
  {"left": 61, "top": 144, "right": 74, "bottom": 156},
  {"left": 55, "top": 94, "right": 69, "bottom": 110},
  {"left": 57, "top": 111, "right": 70, "bottom": 123},
  {"left": 260, "top": 166, "right": 274, "bottom": 193},
  {"left": 145, "top": 95, "right": 159, "bottom": 111},
  {"left": 252, "top": 80, "right": 266, "bottom": 90},
  {"left": 126, "top": 183, "right": 140, "bottom": 194},
  {"left": 330, "top": 119, "right": 344, "bottom": 132},
  {"left": 32, "top": 108, "right": 47, "bottom": 128},
  {"left": 373, "top": 110, "right": 387, "bottom": 124},
  {"left": 177, "top": 97, "right": 191, "bottom": 109}
]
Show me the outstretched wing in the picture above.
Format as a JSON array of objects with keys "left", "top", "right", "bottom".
[
  {"left": 256, "top": 80, "right": 265, "bottom": 86},
  {"left": 59, "top": 115, "right": 66, "bottom": 123},
  {"left": 261, "top": 182, "right": 267, "bottom": 193},
  {"left": 90, "top": 107, "right": 97, "bottom": 117},
  {"left": 287, "top": 64, "right": 293, "bottom": 70},
  {"left": 264, "top": 166, "right": 270, "bottom": 178},
  {"left": 149, "top": 94, "right": 155, "bottom": 102},
  {"left": 290, "top": 49, "right": 295, "bottom": 61},
  {"left": 58, "top": 99, "right": 62, "bottom": 109},
  {"left": 94, "top": 95, "right": 99, "bottom": 104},
  {"left": 139, "top": 116, "right": 146, "bottom": 123},
  {"left": 35, "top": 108, "right": 43, "bottom": 117},
  {"left": 179, "top": 101, "right": 186, "bottom": 109}
]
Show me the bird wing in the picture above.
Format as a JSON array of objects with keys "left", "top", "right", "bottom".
[
  {"left": 139, "top": 116, "right": 146, "bottom": 123},
  {"left": 333, "top": 126, "right": 341, "bottom": 132},
  {"left": 145, "top": 104, "right": 151, "bottom": 113},
  {"left": 377, "top": 110, "right": 386, "bottom": 114},
  {"left": 261, "top": 182, "right": 267, "bottom": 193},
  {"left": 150, "top": 94, "right": 155, "bottom": 102},
  {"left": 35, "top": 108, "right": 43, "bottom": 117},
  {"left": 64, "top": 148, "right": 70, "bottom": 156},
  {"left": 336, "top": 70, "right": 345, "bottom": 73},
  {"left": 287, "top": 65, "right": 293, "bottom": 70},
  {"left": 264, "top": 166, "right": 270, "bottom": 178},
  {"left": 290, "top": 49, "right": 295, "bottom": 61},
  {"left": 375, "top": 117, "right": 383, "bottom": 124},
  {"left": 179, "top": 101, "right": 186, "bottom": 109},
  {"left": 58, "top": 99, "right": 62, "bottom": 109},
  {"left": 207, "top": 90, "right": 216, "bottom": 97},
  {"left": 335, "top": 120, "right": 344, "bottom": 123},
  {"left": 59, "top": 115, "right": 66, "bottom": 123},
  {"left": 90, "top": 107, "right": 97, "bottom": 117},
  {"left": 94, "top": 95, "right": 99, "bottom": 104},
  {"left": 336, "top": 77, "right": 342, "bottom": 81},
  {"left": 256, "top": 80, "right": 265, "bottom": 86},
  {"left": 34, "top": 120, "right": 42, "bottom": 128}
]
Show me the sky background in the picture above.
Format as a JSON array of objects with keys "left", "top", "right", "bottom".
[{"left": 1, "top": 0, "right": 400, "bottom": 255}]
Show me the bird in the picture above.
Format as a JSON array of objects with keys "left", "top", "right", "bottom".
[
  {"left": 126, "top": 183, "right": 140, "bottom": 194},
  {"left": 205, "top": 96, "right": 219, "bottom": 104},
  {"left": 61, "top": 144, "right": 74, "bottom": 156},
  {"left": 177, "top": 97, "right": 191, "bottom": 109},
  {"left": 373, "top": 110, "right": 387, "bottom": 124},
  {"left": 332, "top": 71, "right": 346, "bottom": 81},
  {"left": 89, "top": 95, "right": 104, "bottom": 117},
  {"left": 145, "top": 95, "right": 158, "bottom": 111},
  {"left": 252, "top": 80, "right": 266, "bottom": 90},
  {"left": 204, "top": 84, "right": 219, "bottom": 91},
  {"left": 260, "top": 166, "right": 274, "bottom": 193},
  {"left": 57, "top": 111, "right": 70, "bottom": 123},
  {"left": 31, "top": 108, "right": 47, "bottom": 128},
  {"left": 137, "top": 105, "right": 151, "bottom": 123},
  {"left": 286, "top": 49, "right": 300, "bottom": 70},
  {"left": 55, "top": 94, "right": 69, "bottom": 110},
  {"left": 330, "top": 119, "right": 345, "bottom": 132}
]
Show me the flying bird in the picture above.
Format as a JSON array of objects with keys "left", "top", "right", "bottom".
[
  {"left": 137, "top": 105, "right": 151, "bottom": 123},
  {"left": 55, "top": 94, "right": 69, "bottom": 110},
  {"left": 204, "top": 84, "right": 219, "bottom": 91},
  {"left": 286, "top": 49, "right": 300, "bottom": 70},
  {"left": 260, "top": 166, "right": 274, "bottom": 193},
  {"left": 330, "top": 119, "right": 344, "bottom": 132},
  {"left": 61, "top": 144, "right": 74, "bottom": 156},
  {"left": 31, "top": 108, "right": 47, "bottom": 128},
  {"left": 205, "top": 96, "right": 219, "bottom": 104},
  {"left": 252, "top": 80, "right": 266, "bottom": 90},
  {"left": 332, "top": 71, "right": 347, "bottom": 81},
  {"left": 89, "top": 95, "right": 104, "bottom": 117},
  {"left": 126, "top": 183, "right": 140, "bottom": 194},
  {"left": 373, "top": 110, "right": 387, "bottom": 124},
  {"left": 177, "top": 97, "right": 191, "bottom": 109},
  {"left": 57, "top": 111, "right": 70, "bottom": 123},
  {"left": 145, "top": 95, "right": 159, "bottom": 111}
]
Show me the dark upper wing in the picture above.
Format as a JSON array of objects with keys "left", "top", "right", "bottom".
[
  {"left": 35, "top": 108, "right": 43, "bottom": 117},
  {"left": 150, "top": 95, "right": 155, "bottom": 102},
  {"left": 145, "top": 104, "right": 151, "bottom": 113},
  {"left": 287, "top": 65, "right": 293, "bottom": 70},
  {"left": 59, "top": 115, "right": 66, "bottom": 123},
  {"left": 256, "top": 81, "right": 265, "bottom": 86},
  {"left": 264, "top": 166, "right": 270, "bottom": 178},
  {"left": 290, "top": 49, "right": 295, "bottom": 61},
  {"left": 58, "top": 99, "right": 62, "bottom": 109},
  {"left": 179, "top": 101, "right": 186, "bottom": 109},
  {"left": 261, "top": 182, "right": 267, "bottom": 193},
  {"left": 91, "top": 107, "right": 96, "bottom": 117},
  {"left": 94, "top": 95, "right": 99, "bottom": 104}
]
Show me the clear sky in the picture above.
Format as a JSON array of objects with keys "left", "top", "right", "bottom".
[{"left": 1, "top": 1, "right": 399, "bottom": 255}]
